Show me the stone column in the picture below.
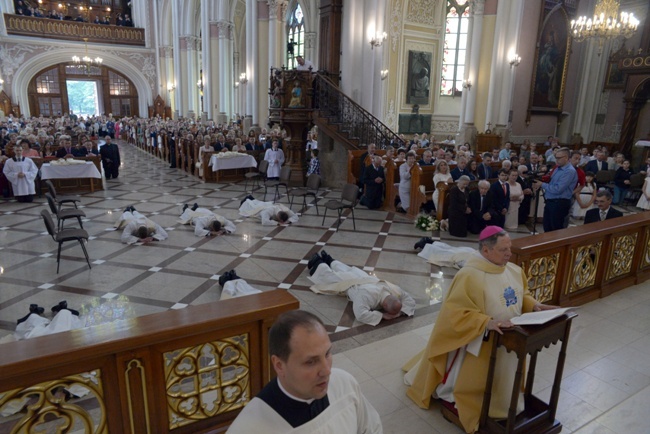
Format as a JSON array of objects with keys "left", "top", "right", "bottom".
[
  {"left": 305, "top": 32, "right": 318, "bottom": 68},
  {"left": 216, "top": 20, "right": 234, "bottom": 124},
  {"left": 245, "top": 0, "right": 258, "bottom": 124},
  {"left": 485, "top": 0, "right": 523, "bottom": 133}
]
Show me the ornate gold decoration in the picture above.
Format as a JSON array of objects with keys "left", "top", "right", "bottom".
[
  {"left": 606, "top": 233, "right": 638, "bottom": 280},
  {"left": 523, "top": 254, "right": 559, "bottom": 303},
  {"left": 125, "top": 359, "right": 151, "bottom": 434},
  {"left": 0, "top": 369, "right": 107, "bottom": 433},
  {"left": 567, "top": 242, "right": 602, "bottom": 294},
  {"left": 641, "top": 227, "right": 650, "bottom": 269},
  {"left": 164, "top": 334, "right": 250, "bottom": 429}
]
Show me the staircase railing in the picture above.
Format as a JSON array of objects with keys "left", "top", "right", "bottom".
[{"left": 313, "top": 73, "right": 405, "bottom": 149}]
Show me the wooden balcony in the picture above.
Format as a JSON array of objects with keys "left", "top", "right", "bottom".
[{"left": 4, "top": 14, "right": 145, "bottom": 46}]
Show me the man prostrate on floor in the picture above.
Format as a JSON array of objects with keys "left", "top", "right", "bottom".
[
  {"left": 238, "top": 195, "right": 299, "bottom": 226},
  {"left": 306, "top": 250, "right": 415, "bottom": 326},
  {"left": 114, "top": 206, "right": 169, "bottom": 245},
  {"left": 227, "top": 310, "right": 382, "bottom": 434},
  {"left": 179, "top": 203, "right": 236, "bottom": 237}
]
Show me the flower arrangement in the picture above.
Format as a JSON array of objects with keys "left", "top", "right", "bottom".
[{"left": 415, "top": 213, "right": 440, "bottom": 232}]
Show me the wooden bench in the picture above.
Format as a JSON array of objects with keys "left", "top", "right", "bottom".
[{"left": 0, "top": 290, "right": 298, "bottom": 434}]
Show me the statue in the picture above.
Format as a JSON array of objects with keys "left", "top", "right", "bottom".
[{"left": 288, "top": 81, "right": 304, "bottom": 108}]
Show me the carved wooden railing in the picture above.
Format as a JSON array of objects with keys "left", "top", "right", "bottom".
[
  {"left": 511, "top": 213, "right": 650, "bottom": 306},
  {"left": 313, "top": 74, "right": 404, "bottom": 149},
  {"left": 0, "top": 290, "right": 299, "bottom": 434},
  {"left": 4, "top": 14, "right": 145, "bottom": 46}
]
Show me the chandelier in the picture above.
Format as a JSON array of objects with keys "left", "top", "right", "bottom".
[
  {"left": 570, "top": 0, "right": 639, "bottom": 55},
  {"left": 71, "top": 38, "right": 103, "bottom": 74}
]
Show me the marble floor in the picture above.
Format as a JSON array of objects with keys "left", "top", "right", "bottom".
[{"left": 1, "top": 141, "right": 648, "bottom": 433}]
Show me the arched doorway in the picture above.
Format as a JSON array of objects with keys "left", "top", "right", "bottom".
[{"left": 27, "top": 63, "right": 139, "bottom": 117}]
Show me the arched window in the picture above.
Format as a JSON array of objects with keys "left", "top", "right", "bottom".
[
  {"left": 286, "top": 3, "right": 305, "bottom": 69},
  {"left": 440, "top": 0, "right": 470, "bottom": 96}
]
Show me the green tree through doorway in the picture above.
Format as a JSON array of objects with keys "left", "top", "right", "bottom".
[{"left": 66, "top": 80, "right": 99, "bottom": 117}]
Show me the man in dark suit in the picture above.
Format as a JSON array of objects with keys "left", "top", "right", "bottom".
[
  {"left": 451, "top": 156, "right": 471, "bottom": 180},
  {"left": 358, "top": 143, "right": 377, "bottom": 192},
  {"left": 526, "top": 153, "right": 543, "bottom": 173},
  {"left": 360, "top": 155, "right": 385, "bottom": 210},
  {"left": 100, "top": 135, "right": 121, "bottom": 180},
  {"left": 418, "top": 150, "right": 435, "bottom": 166},
  {"left": 516, "top": 165, "right": 533, "bottom": 225},
  {"left": 477, "top": 152, "right": 493, "bottom": 180},
  {"left": 584, "top": 151, "right": 608, "bottom": 174},
  {"left": 487, "top": 170, "right": 510, "bottom": 228},
  {"left": 213, "top": 134, "right": 229, "bottom": 152},
  {"left": 55, "top": 135, "right": 74, "bottom": 158},
  {"left": 468, "top": 180, "right": 499, "bottom": 234},
  {"left": 584, "top": 190, "right": 623, "bottom": 224}
]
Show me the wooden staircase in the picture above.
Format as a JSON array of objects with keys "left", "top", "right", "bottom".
[{"left": 311, "top": 73, "right": 403, "bottom": 151}]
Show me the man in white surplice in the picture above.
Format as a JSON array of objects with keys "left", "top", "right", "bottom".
[
  {"left": 306, "top": 251, "right": 415, "bottom": 326},
  {"left": 179, "top": 205, "right": 236, "bottom": 237},
  {"left": 239, "top": 197, "right": 299, "bottom": 226},
  {"left": 114, "top": 206, "right": 168, "bottom": 245},
  {"left": 3, "top": 144, "right": 39, "bottom": 202},
  {"left": 264, "top": 139, "right": 285, "bottom": 179},
  {"left": 227, "top": 310, "right": 382, "bottom": 434}
]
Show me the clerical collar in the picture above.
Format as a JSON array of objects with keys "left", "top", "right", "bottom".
[{"left": 277, "top": 378, "right": 315, "bottom": 404}]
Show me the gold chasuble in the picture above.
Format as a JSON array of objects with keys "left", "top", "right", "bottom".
[{"left": 403, "top": 253, "right": 537, "bottom": 433}]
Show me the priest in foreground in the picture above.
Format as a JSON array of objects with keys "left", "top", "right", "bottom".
[
  {"left": 227, "top": 310, "right": 382, "bottom": 434},
  {"left": 402, "top": 226, "right": 556, "bottom": 433}
]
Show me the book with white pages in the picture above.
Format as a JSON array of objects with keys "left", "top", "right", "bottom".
[{"left": 510, "top": 307, "right": 579, "bottom": 326}]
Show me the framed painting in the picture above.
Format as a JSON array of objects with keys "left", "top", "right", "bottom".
[
  {"left": 604, "top": 60, "right": 625, "bottom": 90},
  {"left": 528, "top": 3, "right": 572, "bottom": 114},
  {"left": 406, "top": 51, "right": 432, "bottom": 105}
]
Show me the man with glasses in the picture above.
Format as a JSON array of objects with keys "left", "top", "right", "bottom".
[
  {"left": 532, "top": 147, "right": 577, "bottom": 232},
  {"left": 584, "top": 190, "right": 622, "bottom": 224}
]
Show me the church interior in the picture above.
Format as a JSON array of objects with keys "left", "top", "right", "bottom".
[{"left": 1, "top": 0, "right": 650, "bottom": 432}]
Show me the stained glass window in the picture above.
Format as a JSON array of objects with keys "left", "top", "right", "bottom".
[
  {"left": 440, "top": 0, "right": 470, "bottom": 96},
  {"left": 286, "top": 3, "right": 305, "bottom": 69}
]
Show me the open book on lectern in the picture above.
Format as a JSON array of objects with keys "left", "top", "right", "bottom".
[{"left": 510, "top": 307, "right": 579, "bottom": 326}]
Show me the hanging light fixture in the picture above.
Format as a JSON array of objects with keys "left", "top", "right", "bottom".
[
  {"left": 570, "top": 0, "right": 639, "bottom": 55},
  {"left": 71, "top": 38, "right": 103, "bottom": 74}
]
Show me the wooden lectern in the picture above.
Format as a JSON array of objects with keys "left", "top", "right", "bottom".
[{"left": 479, "top": 312, "right": 578, "bottom": 434}]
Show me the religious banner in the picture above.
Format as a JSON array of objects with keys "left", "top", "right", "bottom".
[
  {"left": 406, "top": 51, "right": 432, "bottom": 105},
  {"left": 528, "top": 1, "right": 575, "bottom": 115}
]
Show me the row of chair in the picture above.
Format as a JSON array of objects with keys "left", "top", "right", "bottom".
[
  {"left": 41, "top": 180, "right": 91, "bottom": 273},
  {"left": 245, "top": 163, "right": 358, "bottom": 231}
]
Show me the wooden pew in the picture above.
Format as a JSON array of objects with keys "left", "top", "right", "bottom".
[
  {"left": 0, "top": 290, "right": 298, "bottom": 434},
  {"left": 383, "top": 159, "right": 401, "bottom": 212},
  {"left": 408, "top": 165, "right": 437, "bottom": 218}
]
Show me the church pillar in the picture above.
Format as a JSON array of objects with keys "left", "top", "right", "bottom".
[
  {"left": 160, "top": 46, "right": 175, "bottom": 109},
  {"left": 572, "top": 40, "right": 611, "bottom": 143},
  {"left": 171, "top": 0, "right": 183, "bottom": 118},
  {"left": 233, "top": 51, "right": 241, "bottom": 117},
  {"left": 200, "top": 1, "right": 212, "bottom": 121},
  {"left": 460, "top": 0, "right": 485, "bottom": 141},
  {"left": 257, "top": 0, "right": 270, "bottom": 127},
  {"left": 268, "top": 1, "right": 281, "bottom": 69},
  {"left": 181, "top": 36, "right": 200, "bottom": 118},
  {"left": 305, "top": 32, "right": 318, "bottom": 68},
  {"left": 245, "top": 0, "right": 258, "bottom": 125},
  {"left": 216, "top": 20, "right": 234, "bottom": 124},
  {"left": 485, "top": 0, "right": 524, "bottom": 135}
]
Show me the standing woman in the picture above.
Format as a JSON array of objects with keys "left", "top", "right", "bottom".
[
  {"left": 398, "top": 151, "right": 417, "bottom": 213},
  {"left": 447, "top": 175, "right": 471, "bottom": 237},
  {"left": 636, "top": 172, "right": 650, "bottom": 210},
  {"left": 572, "top": 171, "right": 597, "bottom": 219},
  {"left": 505, "top": 169, "right": 523, "bottom": 230},
  {"left": 432, "top": 159, "right": 452, "bottom": 210}
]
